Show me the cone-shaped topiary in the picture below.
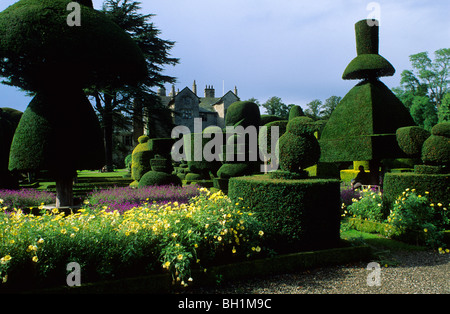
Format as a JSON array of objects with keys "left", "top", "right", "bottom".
[{"left": 1, "top": 0, "right": 146, "bottom": 207}]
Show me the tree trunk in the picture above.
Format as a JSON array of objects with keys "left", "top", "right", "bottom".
[
  {"left": 56, "top": 177, "right": 74, "bottom": 208},
  {"left": 103, "top": 94, "right": 114, "bottom": 172}
]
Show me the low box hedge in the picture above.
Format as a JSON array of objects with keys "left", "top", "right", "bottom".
[
  {"left": 383, "top": 172, "right": 450, "bottom": 210},
  {"left": 228, "top": 175, "right": 341, "bottom": 253}
]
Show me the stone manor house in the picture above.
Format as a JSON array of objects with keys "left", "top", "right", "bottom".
[{"left": 157, "top": 80, "right": 240, "bottom": 132}]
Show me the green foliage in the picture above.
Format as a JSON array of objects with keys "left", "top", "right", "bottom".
[
  {"left": 225, "top": 101, "right": 261, "bottom": 127},
  {"left": 0, "top": 0, "right": 146, "bottom": 91},
  {"left": 131, "top": 136, "right": 152, "bottom": 182},
  {"left": 438, "top": 93, "right": 450, "bottom": 123},
  {"left": 382, "top": 173, "right": 450, "bottom": 213},
  {"left": 8, "top": 89, "right": 104, "bottom": 176},
  {"left": 0, "top": 189, "right": 265, "bottom": 290},
  {"left": 138, "top": 171, "right": 181, "bottom": 187},
  {"left": 431, "top": 121, "right": 450, "bottom": 137},
  {"left": 259, "top": 97, "right": 291, "bottom": 119},
  {"left": 278, "top": 117, "right": 321, "bottom": 173},
  {"left": 343, "top": 54, "right": 395, "bottom": 80},
  {"left": 217, "top": 163, "right": 259, "bottom": 179},
  {"left": 421, "top": 133, "right": 450, "bottom": 166},
  {"left": 409, "top": 96, "right": 438, "bottom": 131},
  {"left": 184, "top": 133, "right": 221, "bottom": 175},
  {"left": 396, "top": 126, "right": 430, "bottom": 157},
  {"left": 228, "top": 175, "right": 341, "bottom": 252},
  {"left": 320, "top": 80, "right": 416, "bottom": 162},
  {"left": 347, "top": 189, "right": 385, "bottom": 222},
  {"left": 260, "top": 115, "right": 282, "bottom": 125},
  {"left": 288, "top": 105, "right": 304, "bottom": 120},
  {"left": 385, "top": 189, "right": 449, "bottom": 248}
]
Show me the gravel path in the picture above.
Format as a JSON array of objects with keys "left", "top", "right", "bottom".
[{"left": 187, "top": 250, "right": 449, "bottom": 294}]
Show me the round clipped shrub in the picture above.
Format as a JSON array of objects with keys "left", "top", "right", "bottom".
[
  {"left": 225, "top": 101, "right": 261, "bottom": 127},
  {"left": 288, "top": 105, "right": 305, "bottom": 120},
  {"left": 138, "top": 170, "right": 181, "bottom": 188},
  {"left": 260, "top": 115, "right": 282, "bottom": 125},
  {"left": 396, "top": 126, "right": 430, "bottom": 157},
  {"left": 217, "top": 162, "right": 259, "bottom": 179},
  {"left": 258, "top": 120, "right": 288, "bottom": 156},
  {"left": 421, "top": 134, "right": 450, "bottom": 167},
  {"left": 431, "top": 121, "right": 450, "bottom": 137},
  {"left": 286, "top": 116, "right": 316, "bottom": 136},
  {"left": 278, "top": 133, "right": 321, "bottom": 172}
]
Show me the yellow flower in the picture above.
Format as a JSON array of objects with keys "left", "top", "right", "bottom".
[
  {"left": 27, "top": 245, "right": 38, "bottom": 252},
  {"left": 424, "top": 228, "right": 428, "bottom": 233},
  {"left": 217, "top": 236, "right": 222, "bottom": 242},
  {"left": 32, "top": 256, "right": 38, "bottom": 263},
  {"left": 177, "top": 254, "right": 183, "bottom": 260},
  {"left": 259, "top": 230, "right": 264, "bottom": 236},
  {"left": 232, "top": 247, "right": 236, "bottom": 254},
  {"left": 61, "top": 229, "right": 67, "bottom": 235},
  {"left": 164, "top": 261, "right": 170, "bottom": 268},
  {"left": 1, "top": 255, "right": 12, "bottom": 264},
  {"left": 37, "top": 238, "right": 44, "bottom": 244},
  {"left": 83, "top": 200, "right": 90, "bottom": 205},
  {"left": 52, "top": 208, "right": 59, "bottom": 214},
  {"left": 255, "top": 246, "right": 261, "bottom": 252}
]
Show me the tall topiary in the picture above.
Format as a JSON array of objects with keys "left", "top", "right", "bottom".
[
  {"left": 0, "top": 0, "right": 146, "bottom": 207},
  {"left": 319, "top": 19, "right": 415, "bottom": 184},
  {"left": 288, "top": 105, "right": 305, "bottom": 121},
  {"left": 215, "top": 101, "right": 261, "bottom": 191},
  {"left": 0, "top": 108, "right": 22, "bottom": 188}
]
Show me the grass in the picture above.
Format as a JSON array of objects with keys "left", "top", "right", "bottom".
[{"left": 341, "top": 229, "right": 427, "bottom": 267}]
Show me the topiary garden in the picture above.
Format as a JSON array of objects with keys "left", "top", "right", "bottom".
[{"left": 0, "top": 3, "right": 448, "bottom": 294}]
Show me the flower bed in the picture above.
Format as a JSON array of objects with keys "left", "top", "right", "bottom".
[
  {"left": 0, "top": 188, "right": 265, "bottom": 292},
  {"left": 0, "top": 189, "right": 55, "bottom": 211},
  {"left": 85, "top": 184, "right": 201, "bottom": 214}
]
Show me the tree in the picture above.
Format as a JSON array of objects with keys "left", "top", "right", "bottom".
[
  {"left": 305, "top": 99, "right": 323, "bottom": 120},
  {"left": 394, "top": 48, "right": 450, "bottom": 129},
  {"left": 0, "top": 0, "right": 146, "bottom": 207},
  {"left": 89, "top": 0, "right": 179, "bottom": 171},
  {"left": 438, "top": 93, "right": 450, "bottom": 123},
  {"left": 259, "top": 96, "right": 292, "bottom": 119},
  {"left": 321, "top": 96, "right": 341, "bottom": 120}
]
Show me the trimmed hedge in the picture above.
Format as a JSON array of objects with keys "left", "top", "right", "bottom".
[
  {"left": 383, "top": 172, "right": 450, "bottom": 210},
  {"left": 422, "top": 130, "right": 449, "bottom": 167},
  {"left": 225, "top": 101, "right": 261, "bottom": 128},
  {"left": 138, "top": 171, "right": 181, "bottom": 188},
  {"left": 131, "top": 136, "right": 153, "bottom": 182},
  {"left": 319, "top": 80, "right": 415, "bottom": 162},
  {"left": 396, "top": 126, "right": 430, "bottom": 157},
  {"left": 8, "top": 89, "right": 105, "bottom": 177},
  {"left": 228, "top": 175, "right": 341, "bottom": 252},
  {"left": 288, "top": 105, "right": 305, "bottom": 120}
]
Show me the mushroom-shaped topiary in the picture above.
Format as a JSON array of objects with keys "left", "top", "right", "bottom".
[
  {"left": 0, "top": 0, "right": 146, "bottom": 207},
  {"left": 277, "top": 116, "right": 321, "bottom": 175}
]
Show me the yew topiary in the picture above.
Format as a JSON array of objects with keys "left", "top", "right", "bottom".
[
  {"left": 277, "top": 117, "right": 321, "bottom": 174},
  {"left": 1, "top": 0, "right": 146, "bottom": 206},
  {"left": 396, "top": 126, "right": 430, "bottom": 157},
  {"left": 225, "top": 101, "right": 261, "bottom": 128},
  {"left": 421, "top": 122, "right": 450, "bottom": 167}
]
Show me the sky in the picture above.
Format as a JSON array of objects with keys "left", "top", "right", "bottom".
[{"left": 0, "top": 0, "right": 449, "bottom": 113}]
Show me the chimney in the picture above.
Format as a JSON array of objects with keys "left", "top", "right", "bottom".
[
  {"left": 193, "top": 80, "right": 197, "bottom": 95},
  {"left": 205, "top": 85, "right": 215, "bottom": 98},
  {"left": 157, "top": 86, "right": 166, "bottom": 97},
  {"left": 234, "top": 86, "right": 238, "bottom": 96}
]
